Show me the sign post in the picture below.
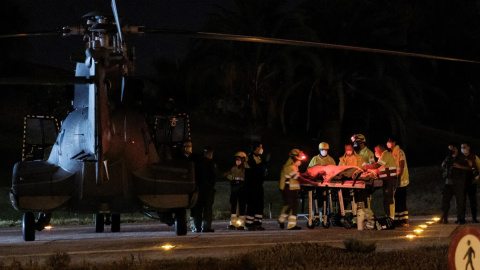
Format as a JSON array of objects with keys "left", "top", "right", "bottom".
[{"left": 449, "top": 227, "right": 480, "bottom": 270}]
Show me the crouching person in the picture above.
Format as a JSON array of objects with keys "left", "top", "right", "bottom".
[{"left": 278, "top": 149, "right": 315, "bottom": 230}]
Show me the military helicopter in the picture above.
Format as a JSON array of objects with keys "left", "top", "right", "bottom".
[{"left": 2, "top": 0, "right": 479, "bottom": 242}]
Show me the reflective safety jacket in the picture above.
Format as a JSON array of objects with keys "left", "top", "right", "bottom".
[
  {"left": 280, "top": 159, "right": 301, "bottom": 190},
  {"left": 359, "top": 147, "right": 375, "bottom": 166},
  {"left": 392, "top": 145, "right": 409, "bottom": 187},
  {"left": 338, "top": 153, "right": 363, "bottom": 168},
  {"left": 308, "top": 154, "right": 335, "bottom": 168},
  {"left": 227, "top": 166, "right": 245, "bottom": 186},
  {"left": 377, "top": 150, "right": 397, "bottom": 180}
]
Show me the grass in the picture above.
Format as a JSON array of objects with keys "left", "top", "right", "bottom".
[
  {"left": 0, "top": 242, "right": 449, "bottom": 270},
  {"left": 1, "top": 164, "right": 475, "bottom": 227}
]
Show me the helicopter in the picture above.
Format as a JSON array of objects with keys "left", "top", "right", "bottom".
[{"left": 2, "top": 0, "right": 479, "bottom": 242}]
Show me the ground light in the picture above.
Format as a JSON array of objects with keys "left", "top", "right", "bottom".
[
  {"left": 418, "top": 224, "right": 428, "bottom": 229},
  {"left": 160, "top": 244, "right": 176, "bottom": 251},
  {"left": 426, "top": 221, "right": 435, "bottom": 225},
  {"left": 44, "top": 225, "right": 53, "bottom": 230},
  {"left": 432, "top": 217, "right": 440, "bottom": 222},
  {"left": 405, "top": 234, "right": 417, "bottom": 239},
  {"left": 413, "top": 228, "right": 424, "bottom": 234}
]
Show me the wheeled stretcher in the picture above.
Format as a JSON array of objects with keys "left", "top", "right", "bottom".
[{"left": 301, "top": 165, "right": 382, "bottom": 229}]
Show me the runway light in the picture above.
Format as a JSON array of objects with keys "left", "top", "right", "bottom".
[
  {"left": 161, "top": 244, "right": 175, "bottom": 251},
  {"left": 419, "top": 225, "right": 428, "bottom": 229},
  {"left": 432, "top": 217, "right": 441, "bottom": 222},
  {"left": 406, "top": 234, "right": 417, "bottom": 239},
  {"left": 426, "top": 221, "right": 435, "bottom": 225},
  {"left": 413, "top": 228, "right": 423, "bottom": 234}
]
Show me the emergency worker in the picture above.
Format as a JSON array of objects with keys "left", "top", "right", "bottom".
[
  {"left": 460, "top": 142, "right": 480, "bottom": 223},
  {"left": 308, "top": 142, "right": 336, "bottom": 168},
  {"left": 191, "top": 147, "right": 218, "bottom": 232},
  {"left": 278, "top": 149, "right": 315, "bottom": 230},
  {"left": 225, "top": 152, "right": 248, "bottom": 230},
  {"left": 351, "top": 134, "right": 375, "bottom": 166},
  {"left": 338, "top": 143, "right": 363, "bottom": 168},
  {"left": 387, "top": 136, "right": 410, "bottom": 227},
  {"left": 363, "top": 144, "right": 397, "bottom": 218},
  {"left": 179, "top": 141, "right": 193, "bottom": 159},
  {"left": 441, "top": 144, "right": 470, "bottom": 224},
  {"left": 245, "top": 142, "right": 267, "bottom": 231}
]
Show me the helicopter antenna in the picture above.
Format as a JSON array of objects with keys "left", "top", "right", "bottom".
[{"left": 111, "top": 0, "right": 123, "bottom": 50}]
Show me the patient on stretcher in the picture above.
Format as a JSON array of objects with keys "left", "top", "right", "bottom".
[{"left": 305, "top": 165, "right": 377, "bottom": 182}]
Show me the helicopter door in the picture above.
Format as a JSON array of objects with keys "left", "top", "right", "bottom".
[
  {"left": 22, "top": 115, "right": 59, "bottom": 161},
  {"left": 151, "top": 113, "right": 191, "bottom": 159}
]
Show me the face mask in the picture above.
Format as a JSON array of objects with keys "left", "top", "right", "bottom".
[
  {"left": 387, "top": 142, "right": 392, "bottom": 149},
  {"left": 294, "top": 160, "right": 302, "bottom": 166},
  {"left": 375, "top": 152, "right": 381, "bottom": 159},
  {"left": 235, "top": 160, "right": 242, "bottom": 166},
  {"left": 461, "top": 149, "right": 469, "bottom": 156},
  {"left": 258, "top": 148, "right": 264, "bottom": 155},
  {"left": 320, "top": 150, "right": 328, "bottom": 157},
  {"left": 346, "top": 151, "right": 353, "bottom": 156}
]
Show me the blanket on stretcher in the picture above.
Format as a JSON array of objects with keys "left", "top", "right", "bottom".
[{"left": 305, "top": 165, "right": 377, "bottom": 182}]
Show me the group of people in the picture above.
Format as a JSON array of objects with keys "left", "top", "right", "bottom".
[
  {"left": 441, "top": 142, "right": 480, "bottom": 224},
  {"left": 182, "top": 133, "right": 412, "bottom": 232},
  {"left": 277, "top": 134, "right": 410, "bottom": 230}
]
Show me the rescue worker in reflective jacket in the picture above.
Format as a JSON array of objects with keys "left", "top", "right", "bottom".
[
  {"left": 351, "top": 134, "right": 375, "bottom": 166},
  {"left": 225, "top": 151, "right": 248, "bottom": 230},
  {"left": 308, "top": 142, "right": 336, "bottom": 168},
  {"left": 363, "top": 144, "right": 397, "bottom": 218},
  {"left": 387, "top": 136, "right": 410, "bottom": 227},
  {"left": 245, "top": 142, "right": 268, "bottom": 231},
  {"left": 278, "top": 149, "right": 315, "bottom": 230},
  {"left": 338, "top": 142, "right": 363, "bottom": 168}
]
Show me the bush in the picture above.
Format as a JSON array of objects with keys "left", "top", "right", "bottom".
[{"left": 343, "top": 238, "right": 377, "bottom": 253}]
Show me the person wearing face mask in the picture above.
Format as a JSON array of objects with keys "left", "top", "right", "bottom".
[
  {"left": 338, "top": 142, "right": 363, "bottom": 168},
  {"left": 440, "top": 143, "right": 470, "bottom": 224},
  {"left": 245, "top": 142, "right": 268, "bottom": 231},
  {"left": 363, "top": 144, "right": 397, "bottom": 219},
  {"left": 308, "top": 142, "right": 336, "bottom": 168},
  {"left": 351, "top": 134, "right": 375, "bottom": 167},
  {"left": 278, "top": 149, "right": 315, "bottom": 230},
  {"left": 460, "top": 142, "right": 480, "bottom": 223},
  {"left": 387, "top": 136, "right": 410, "bottom": 227},
  {"left": 225, "top": 151, "right": 248, "bottom": 230}
]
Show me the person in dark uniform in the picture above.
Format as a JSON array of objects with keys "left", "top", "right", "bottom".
[
  {"left": 245, "top": 142, "right": 268, "bottom": 231},
  {"left": 191, "top": 147, "right": 218, "bottom": 232},
  {"left": 460, "top": 142, "right": 480, "bottom": 223},
  {"left": 441, "top": 143, "right": 470, "bottom": 224}
]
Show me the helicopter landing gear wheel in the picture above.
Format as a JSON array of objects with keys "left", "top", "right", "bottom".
[
  {"left": 95, "top": 214, "right": 104, "bottom": 233},
  {"left": 111, "top": 214, "right": 120, "bottom": 232},
  {"left": 23, "top": 212, "right": 35, "bottom": 241},
  {"left": 174, "top": 208, "right": 187, "bottom": 236}
]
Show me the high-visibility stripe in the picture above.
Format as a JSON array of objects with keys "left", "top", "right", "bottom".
[
  {"left": 289, "top": 183, "right": 300, "bottom": 188},
  {"left": 255, "top": 214, "right": 263, "bottom": 218}
]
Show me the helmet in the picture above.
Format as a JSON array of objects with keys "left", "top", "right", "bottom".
[
  {"left": 234, "top": 151, "right": 247, "bottom": 161},
  {"left": 234, "top": 151, "right": 247, "bottom": 158},
  {"left": 319, "top": 142, "right": 329, "bottom": 150},
  {"left": 289, "top": 149, "right": 307, "bottom": 161},
  {"left": 351, "top": 134, "right": 366, "bottom": 143}
]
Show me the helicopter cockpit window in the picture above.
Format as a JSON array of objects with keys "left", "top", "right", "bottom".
[{"left": 23, "top": 116, "right": 59, "bottom": 161}]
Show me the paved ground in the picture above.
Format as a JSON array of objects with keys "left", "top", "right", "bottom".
[{"left": 0, "top": 216, "right": 477, "bottom": 265}]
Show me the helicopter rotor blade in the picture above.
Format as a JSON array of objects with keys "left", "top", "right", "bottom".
[
  {"left": 141, "top": 28, "right": 480, "bottom": 64},
  {"left": 0, "top": 30, "right": 62, "bottom": 39},
  {"left": 0, "top": 76, "right": 94, "bottom": 85},
  {"left": 111, "top": 0, "right": 123, "bottom": 44}
]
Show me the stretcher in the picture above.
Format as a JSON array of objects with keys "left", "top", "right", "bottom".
[{"left": 301, "top": 165, "right": 382, "bottom": 229}]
